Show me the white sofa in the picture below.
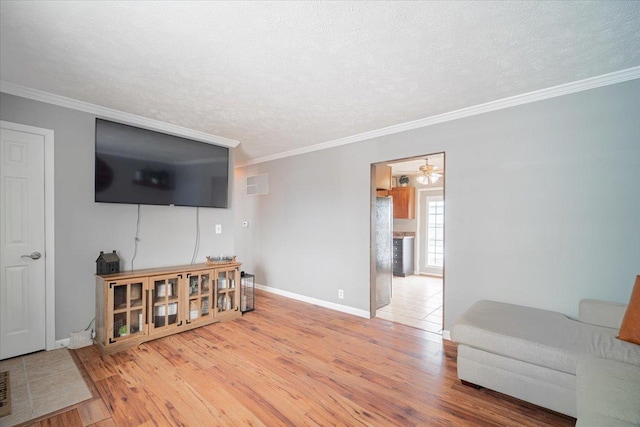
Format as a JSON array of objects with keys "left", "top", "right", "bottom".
[{"left": 451, "top": 299, "right": 640, "bottom": 424}]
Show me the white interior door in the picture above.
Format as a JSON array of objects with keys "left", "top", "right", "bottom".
[{"left": 0, "top": 127, "right": 46, "bottom": 359}]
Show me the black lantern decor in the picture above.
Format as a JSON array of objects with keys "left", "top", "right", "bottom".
[{"left": 240, "top": 272, "right": 255, "bottom": 313}]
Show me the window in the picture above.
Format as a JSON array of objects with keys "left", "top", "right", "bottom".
[{"left": 426, "top": 200, "right": 444, "bottom": 267}]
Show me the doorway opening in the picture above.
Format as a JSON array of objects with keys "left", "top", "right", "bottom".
[{"left": 370, "top": 152, "right": 445, "bottom": 335}]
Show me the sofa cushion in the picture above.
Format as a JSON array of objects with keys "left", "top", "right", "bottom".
[
  {"left": 451, "top": 300, "right": 640, "bottom": 375},
  {"left": 576, "top": 355, "right": 640, "bottom": 426},
  {"left": 618, "top": 275, "right": 640, "bottom": 345}
]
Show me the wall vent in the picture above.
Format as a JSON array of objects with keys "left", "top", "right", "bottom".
[{"left": 246, "top": 173, "right": 268, "bottom": 196}]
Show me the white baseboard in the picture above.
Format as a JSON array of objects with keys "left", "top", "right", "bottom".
[
  {"left": 54, "top": 338, "right": 70, "bottom": 349},
  {"left": 256, "top": 283, "right": 371, "bottom": 319},
  {"left": 442, "top": 330, "right": 451, "bottom": 340}
]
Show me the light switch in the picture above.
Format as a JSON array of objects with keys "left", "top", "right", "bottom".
[{"left": 215, "top": 224, "right": 222, "bottom": 234}]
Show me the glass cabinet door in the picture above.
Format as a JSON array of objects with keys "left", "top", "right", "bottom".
[
  {"left": 150, "top": 274, "right": 182, "bottom": 333},
  {"left": 110, "top": 279, "right": 146, "bottom": 343},
  {"left": 215, "top": 268, "right": 238, "bottom": 316},
  {"left": 186, "top": 271, "right": 213, "bottom": 324}
]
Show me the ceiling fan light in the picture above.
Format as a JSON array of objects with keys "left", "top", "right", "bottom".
[
  {"left": 416, "top": 174, "right": 429, "bottom": 185},
  {"left": 429, "top": 174, "right": 440, "bottom": 184}
]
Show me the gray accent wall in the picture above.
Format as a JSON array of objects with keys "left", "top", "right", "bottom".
[
  {"left": 235, "top": 79, "right": 640, "bottom": 330},
  {"left": 0, "top": 93, "right": 235, "bottom": 340}
]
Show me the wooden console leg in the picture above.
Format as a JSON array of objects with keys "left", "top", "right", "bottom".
[{"left": 461, "top": 380, "right": 482, "bottom": 390}]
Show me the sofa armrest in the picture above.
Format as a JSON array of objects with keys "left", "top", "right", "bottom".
[{"left": 579, "top": 299, "right": 627, "bottom": 329}]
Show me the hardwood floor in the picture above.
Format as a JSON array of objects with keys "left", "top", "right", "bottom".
[{"left": 20, "top": 290, "right": 576, "bottom": 426}]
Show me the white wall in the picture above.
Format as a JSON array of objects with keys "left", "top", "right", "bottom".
[
  {"left": 0, "top": 93, "right": 236, "bottom": 339},
  {"left": 236, "top": 79, "right": 640, "bottom": 330}
]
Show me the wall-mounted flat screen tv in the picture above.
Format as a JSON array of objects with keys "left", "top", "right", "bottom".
[{"left": 95, "top": 119, "right": 229, "bottom": 208}]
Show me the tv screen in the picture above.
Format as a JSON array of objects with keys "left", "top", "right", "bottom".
[{"left": 95, "top": 119, "right": 229, "bottom": 208}]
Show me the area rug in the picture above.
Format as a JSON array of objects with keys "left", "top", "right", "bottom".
[
  {"left": 0, "top": 372, "right": 10, "bottom": 418},
  {"left": 0, "top": 349, "right": 91, "bottom": 427}
]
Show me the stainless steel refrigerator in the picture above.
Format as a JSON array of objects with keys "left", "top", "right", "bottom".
[{"left": 375, "top": 196, "right": 393, "bottom": 309}]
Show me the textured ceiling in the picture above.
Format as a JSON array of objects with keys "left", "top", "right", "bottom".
[{"left": 1, "top": 1, "right": 639, "bottom": 163}]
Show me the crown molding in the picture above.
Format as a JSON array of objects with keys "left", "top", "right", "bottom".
[
  {"left": 0, "top": 81, "right": 240, "bottom": 148},
  {"left": 238, "top": 66, "right": 640, "bottom": 167},
  {"left": 3, "top": 65, "right": 638, "bottom": 160}
]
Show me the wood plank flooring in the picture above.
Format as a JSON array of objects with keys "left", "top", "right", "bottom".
[{"left": 20, "top": 290, "right": 576, "bottom": 426}]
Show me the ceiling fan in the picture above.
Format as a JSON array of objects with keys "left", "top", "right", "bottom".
[{"left": 416, "top": 159, "right": 443, "bottom": 185}]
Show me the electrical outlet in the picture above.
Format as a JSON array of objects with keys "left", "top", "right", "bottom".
[
  {"left": 215, "top": 224, "right": 222, "bottom": 234},
  {"left": 338, "top": 289, "right": 344, "bottom": 299}
]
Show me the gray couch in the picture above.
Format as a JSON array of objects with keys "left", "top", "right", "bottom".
[{"left": 451, "top": 299, "right": 640, "bottom": 425}]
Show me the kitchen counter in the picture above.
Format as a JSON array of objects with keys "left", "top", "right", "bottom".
[{"left": 393, "top": 232, "right": 415, "bottom": 238}]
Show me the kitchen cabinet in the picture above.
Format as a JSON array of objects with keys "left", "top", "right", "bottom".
[
  {"left": 389, "top": 186, "right": 415, "bottom": 219},
  {"left": 393, "top": 236, "right": 414, "bottom": 277},
  {"left": 96, "top": 262, "right": 241, "bottom": 354},
  {"left": 375, "top": 165, "right": 392, "bottom": 190}
]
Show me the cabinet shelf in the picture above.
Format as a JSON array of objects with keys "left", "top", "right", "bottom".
[
  {"left": 189, "top": 291, "right": 210, "bottom": 298},
  {"left": 113, "top": 298, "right": 143, "bottom": 312},
  {"left": 155, "top": 295, "right": 179, "bottom": 304},
  {"left": 153, "top": 300, "right": 178, "bottom": 308}
]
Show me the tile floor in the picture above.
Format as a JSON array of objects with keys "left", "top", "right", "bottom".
[
  {"left": 376, "top": 275, "right": 443, "bottom": 334},
  {"left": 0, "top": 348, "right": 92, "bottom": 427}
]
